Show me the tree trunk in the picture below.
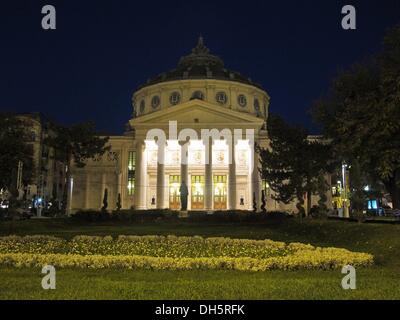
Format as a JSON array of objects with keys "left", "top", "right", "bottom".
[
  {"left": 296, "top": 191, "right": 305, "bottom": 222},
  {"left": 306, "top": 190, "right": 312, "bottom": 216},
  {"left": 384, "top": 169, "right": 400, "bottom": 209}
]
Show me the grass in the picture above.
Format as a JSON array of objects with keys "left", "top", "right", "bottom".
[{"left": 0, "top": 218, "right": 399, "bottom": 299}]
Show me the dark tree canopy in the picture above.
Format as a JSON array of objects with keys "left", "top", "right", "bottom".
[
  {"left": 258, "top": 114, "right": 333, "bottom": 216},
  {"left": 0, "top": 113, "right": 34, "bottom": 192},
  {"left": 47, "top": 122, "right": 110, "bottom": 168},
  {"left": 312, "top": 25, "right": 400, "bottom": 209},
  {"left": 46, "top": 121, "right": 110, "bottom": 214}
]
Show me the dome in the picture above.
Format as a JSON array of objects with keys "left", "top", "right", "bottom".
[{"left": 138, "top": 37, "right": 263, "bottom": 90}]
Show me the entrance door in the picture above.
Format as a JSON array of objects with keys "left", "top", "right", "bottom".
[
  {"left": 214, "top": 175, "right": 227, "bottom": 210},
  {"left": 191, "top": 175, "right": 204, "bottom": 209},
  {"left": 169, "top": 175, "right": 181, "bottom": 210}
]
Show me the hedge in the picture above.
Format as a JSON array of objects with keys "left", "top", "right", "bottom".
[
  {"left": 0, "top": 235, "right": 373, "bottom": 271},
  {"left": 0, "top": 249, "right": 373, "bottom": 271},
  {"left": 70, "top": 209, "right": 291, "bottom": 223},
  {"left": 0, "top": 235, "right": 320, "bottom": 258}
]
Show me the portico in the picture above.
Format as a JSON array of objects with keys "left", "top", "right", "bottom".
[{"left": 130, "top": 100, "right": 266, "bottom": 211}]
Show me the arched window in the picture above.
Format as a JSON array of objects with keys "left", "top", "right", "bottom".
[
  {"left": 170, "top": 91, "right": 181, "bottom": 105},
  {"left": 216, "top": 91, "right": 227, "bottom": 105},
  {"left": 191, "top": 91, "right": 204, "bottom": 100},
  {"left": 237, "top": 94, "right": 247, "bottom": 107},
  {"left": 151, "top": 95, "right": 160, "bottom": 109}
]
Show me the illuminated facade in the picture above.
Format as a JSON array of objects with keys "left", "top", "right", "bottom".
[{"left": 70, "top": 38, "right": 330, "bottom": 212}]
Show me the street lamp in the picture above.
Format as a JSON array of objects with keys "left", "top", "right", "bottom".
[{"left": 342, "top": 162, "right": 349, "bottom": 218}]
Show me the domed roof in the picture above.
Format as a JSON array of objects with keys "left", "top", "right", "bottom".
[{"left": 138, "top": 37, "right": 263, "bottom": 90}]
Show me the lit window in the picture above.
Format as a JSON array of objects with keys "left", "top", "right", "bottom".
[{"left": 127, "top": 151, "right": 136, "bottom": 195}]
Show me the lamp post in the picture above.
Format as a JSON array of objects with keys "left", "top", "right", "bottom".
[{"left": 342, "top": 162, "right": 349, "bottom": 218}]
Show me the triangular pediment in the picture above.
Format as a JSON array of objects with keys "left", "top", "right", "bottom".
[{"left": 130, "top": 100, "right": 264, "bottom": 129}]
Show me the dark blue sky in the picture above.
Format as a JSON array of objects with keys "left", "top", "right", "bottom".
[{"left": 1, "top": 0, "right": 399, "bottom": 134}]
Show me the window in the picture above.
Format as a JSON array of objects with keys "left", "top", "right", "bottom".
[
  {"left": 191, "top": 91, "right": 204, "bottom": 100},
  {"left": 237, "top": 94, "right": 247, "bottom": 107},
  {"left": 170, "top": 91, "right": 181, "bottom": 105},
  {"left": 30, "top": 131, "right": 36, "bottom": 142},
  {"left": 169, "top": 175, "right": 181, "bottom": 210},
  {"left": 139, "top": 100, "right": 145, "bottom": 113},
  {"left": 191, "top": 175, "right": 205, "bottom": 209},
  {"left": 216, "top": 91, "right": 227, "bottom": 105},
  {"left": 127, "top": 151, "right": 136, "bottom": 195},
  {"left": 151, "top": 95, "right": 160, "bottom": 109},
  {"left": 254, "top": 98, "right": 261, "bottom": 116}
]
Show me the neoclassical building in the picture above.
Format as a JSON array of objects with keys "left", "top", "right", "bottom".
[{"left": 70, "top": 38, "right": 330, "bottom": 213}]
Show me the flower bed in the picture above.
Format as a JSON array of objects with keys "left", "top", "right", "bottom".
[{"left": 0, "top": 235, "right": 373, "bottom": 271}]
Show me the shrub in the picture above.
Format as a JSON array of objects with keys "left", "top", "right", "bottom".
[
  {"left": 0, "top": 235, "right": 374, "bottom": 271},
  {"left": 71, "top": 209, "right": 178, "bottom": 223},
  {"left": 0, "top": 250, "right": 373, "bottom": 271},
  {"left": 187, "top": 211, "right": 291, "bottom": 223},
  {"left": 0, "top": 235, "right": 68, "bottom": 254},
  {"left": 70, "top": 209, "right": 293, "bottom": 223},
  {"left": 309, "top": 205, "right": 328, "bottom": 219}
]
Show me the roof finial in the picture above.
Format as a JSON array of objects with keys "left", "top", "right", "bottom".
[
  {"left": 192, "top": 35, "right": 209, "bottom": 54},
  {"left": 198, "top": 35, "right": 204, "bottom": 47}
]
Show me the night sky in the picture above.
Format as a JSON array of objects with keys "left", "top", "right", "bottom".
[{"left": 1, "top": 0, "right": 399, "bottom": 134}]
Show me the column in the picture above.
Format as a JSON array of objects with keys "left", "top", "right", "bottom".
[
  {"left": 134, "top": 140, "right": 146, "bottom": 209},
  {"left": 204, "top": 138, "right": 213, "bottom": 210},
  {"left": 117, "top": 171, "right": 122, "bottom": 208},
  {"left": 101, "top": 173, "right": 106, "bottom": 208},
  {"left": 85, "top": 174, "right": 90, "bottom": 209},
  {"left": 251, "top": 142, "right": 261, "bottom": 212},
  {"left": 180, "top": 141, "right": 189, "bottom": 186},
  {"left": 228, "top": 140, "right": 237, "bottom": 210},
  {"left": 156, "top": 140, "right": 166, "bottom": 209}
]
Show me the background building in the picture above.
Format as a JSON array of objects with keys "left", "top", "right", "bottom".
[{"left": 15, "top": 113, "right": 67, "bottom": 204}]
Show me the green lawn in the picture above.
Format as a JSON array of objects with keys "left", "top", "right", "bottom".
[{"left": 0, "top": 218, "right": 399, "bottom": 299}]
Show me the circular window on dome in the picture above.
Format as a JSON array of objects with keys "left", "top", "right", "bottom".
[
  {"left": 170, "top": 91, "right": 181, "bottom": 105},
  {"left": 238, "top": 94, "right": 247, "bottom": 107},
  {"left": 140, "top": 100, "right": 145, "bottom": 113},
  {"left": 191, "top": 91, "right": 204, "bottom": 100},
  {"left": 216, "top": 91, "right": 227, "bottom": 105},
  {"left": 151, "top": 95, "right": 160, "bottom": 109}
]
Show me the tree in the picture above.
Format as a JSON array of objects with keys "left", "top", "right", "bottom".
[
  {"left": 102, "top": 188, "right": 108, "bottom": 211},
  {"left": 348, "top": 160, "right": 366, "bottom": 214},
  {"left": 116, "top": 193, "right": 122, "bottom": 211},
  {"left": 258, "top": 114, "right": 334, "bottom": 216},
  {"left": 0, "top": 113, "right": 34, "bottom": 196},
  {"left": 47, "top": 122, "right": 109, "bottom": 214},
  {"left": 316, "top": 174, "right": 329, "bottom": 212},
  {"left": 312, "top": 25, "right": 400, "bottom": 209},
  {"left": 252, "top": 192, "right": 257, "bottom": 212},
  {"left": 260, "top": 190, "right": 267, "bottom": 213}
]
